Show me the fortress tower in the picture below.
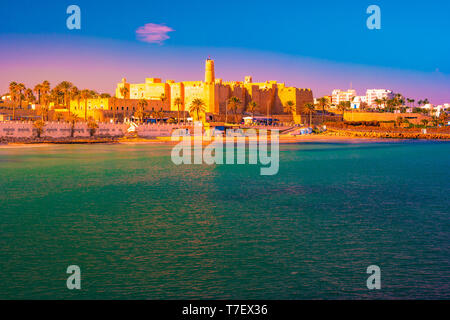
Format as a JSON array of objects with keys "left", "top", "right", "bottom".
[
  {"left": 205, "top": 58, "right": 215, "bottom": 83},
  {"left": 204, "top": 58, "right": 218, "bottom": 113}
]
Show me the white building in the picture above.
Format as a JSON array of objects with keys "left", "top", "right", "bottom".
[
  {"left": 331, "top": 89, "right": 356, "bottom": 105},
  {"left": 365, "top": 89, "right": 395, "bottom": 107}
]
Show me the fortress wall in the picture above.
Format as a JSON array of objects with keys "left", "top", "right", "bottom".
[
  {"left": 73, "top": 122, "right": 90, "bottom": 137},
  {"left": 183, "top": 82, "right": 205, "bottom": 110},
  {"left": 295, "top": 89, "right": 314, "bottom": 115},
  {"left": 96, "top": 123, "right": 127, "bottom": 136},
  {"left": 0, "top": 121, "right": 34, "bottom": 138},
  {"left": 216, "top": 84, "right": 231, "bottom": 114},
  {"left": 277, "top": 87, "right": 298, "bottom": 114},
  {"left": 230, "top": 85, "right": 246, "bottom": 113},
  {"left": 42, "top": 122, "right": 72, "bottom": 138},
  {"left": 136, "top": 123, "right": 178, "bottom": 137},
  {"left": 255, "top": 87, "right": 276, "bottom": 115},
  {"left": 169, "top": 83, "right": 185, "bottom": 112},
  {"left": 0, "top": 121, "right": 128, "bottom": 138}
]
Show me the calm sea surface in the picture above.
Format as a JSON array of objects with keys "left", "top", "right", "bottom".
[{"left": 0, "top": 141, "right": 449, "bottom": 299}]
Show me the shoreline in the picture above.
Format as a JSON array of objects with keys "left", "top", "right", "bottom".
[{"left": 1, "top": 133, "right": 449, "bottom": 147}]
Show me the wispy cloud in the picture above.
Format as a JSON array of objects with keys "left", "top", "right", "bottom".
[{"left": 136, "top": 23, "right": 174, "bottom": 44}]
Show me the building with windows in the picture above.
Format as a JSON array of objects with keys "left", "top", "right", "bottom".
[
  {"left": 331, "top": 89, "right": 356, "bottom": 105},
  {"left": 365, "top": 89, "right": 395, "bottom": 107}
]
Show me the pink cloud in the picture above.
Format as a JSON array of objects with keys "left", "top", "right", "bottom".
[{"left": 136, "top": 23, "right": 174, "bottom": 44}]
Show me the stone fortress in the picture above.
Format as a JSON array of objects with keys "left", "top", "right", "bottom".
[{"left": 115, "top": 58, "right": 314, "bottom": 118}]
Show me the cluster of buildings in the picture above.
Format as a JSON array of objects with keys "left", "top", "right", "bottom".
[
  {"left": 69, "top": 58, "right": 314, "bottom": 122},
  {"left": 329, "top": 88, "right": 449, "bottom": 117},
  {"left": 330, "top": 88, "right": 395, "bottom": 109},
  {"left": 2, "top": 58, "right": 448, "bottom": 125}
]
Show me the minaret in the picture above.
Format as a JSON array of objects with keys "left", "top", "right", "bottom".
[{"left": 205, "top": 58, "right": 215, "bottom": 83}]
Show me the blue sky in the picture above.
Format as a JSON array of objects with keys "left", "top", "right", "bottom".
[{"left": 1, "top": 0, "right": 449, "bottom": 102}]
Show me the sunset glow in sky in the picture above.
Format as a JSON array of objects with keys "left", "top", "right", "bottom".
[{"left": 1, "top": 0, "right": 449, "bottom": 103}]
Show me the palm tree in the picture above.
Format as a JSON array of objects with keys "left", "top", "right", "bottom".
[
  {"left": 8, "top": 82, "right": 18, "bottom": 120},
  {"left": 58, "top": 81, "right": 73, "bottom": 110},
  {"left": 338, "top": 101, "right": 348, "bottom": 119},
  {"left": 174, "top": 97, "right": 182, "bottom": 124},
  {"left": 87, "top": 119, "right": 98, "bottom": 137},
  {"left": 421, "top": 119, "right": 429, "bottom": 127},
  {"left": 189, "top": 98, "right": 206, "bottom": 122},
  {"left": 89, "top": 90, "right": 99, "bottom": 99},
  {"left": 33, "top": 84, "right": 42, "bottom": 104},
  {"left": 160, "top": 93, "right": 167, "bottom": 110},
  {"left": 80, "top": 89, "right": 92, "bottom": 121},
  {"left": 68, "top": 86, "right": 79, "bottom": 117},
  {"left": 17, "top": 83, "right": 25, "bottom": 105},
  {"left": 136, "top": 99, "right": 148, "bottom": 123},
  {"left": 374, "top": 98, "right": 382, "bottom": 110},
  {"left": 304, "top": 103, "right": 315, "bottom": 127},
  {"left": 67, "top": 113, "right": 78, "bottom": 137},
  {"left": 247, "top": 101, "right": 258, "bottom": 118},
  {"left": 24, "top": 89, "right": 35, "bottom": 104},
  {"left": 284, "top": 100, "right": 296, "bottom": 114},
  {"left": 382, "top": 97, "right": 388, "bottom": 110},
  {"left": 317, "top": 97, "right": 329, "bottom": 124},
  {"left": 40, "top": 80, "right": 51, "bottom": 104},
  {"left": 34, "top": 120, "right": 45, "bottom": 138},
  {"left": 40, "top": 93, "right": 50, "bottom": 121},
  {"left": 227, "top": 96, "right": 241, "bottom": 123},
  {"left": 50, "top": 87, "right": 64, "bottom": 107},
  {"left": 439, "top": 111, "right": 448, "bottom": 125}
]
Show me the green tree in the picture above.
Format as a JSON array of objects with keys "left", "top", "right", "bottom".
[
  {"left": 67, "top": 113, "right": 78, "bottom": 137},
  {"left": 227, "top": 96, "right": 241, "bottom": 123},
  {"left": 338, "top": 101, "right": 350, "bottom": 119},
  {"left": 33, "top": 84, "right": 42, "bottom": 104},
  {"left": 317, "top": 97, "right": 329, "bottom": 123},
  {"left": 34, "top": 120, "right": 45, "bottom": 138},
  {"left": 58, "top": 81, "right": 73, "bottom": 110},
  {"left": 284, "top": 100, "right": 296, "bottom": 114},
  {"left": 304, "top": 103, "right": 315, "bottom": 127},
  {"left": 247, "top": 101, "right": 258, "bottom": 118},
  {"left": 189, "top": 98, "right": 206, "bottom": 122},
  {"left": 174, "top": 97, "right": 182, "bottom": 124},
  {"left": 87, "top": 119, "right": 98, "bottom": 137},
  {"left": 135, "top": 99, "right": 148, "bottom": 123},
  {"left": 80, "top": 89, "right": 92, "bottom": 121}
]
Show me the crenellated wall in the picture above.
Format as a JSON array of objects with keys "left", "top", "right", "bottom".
[
  {"left": 136, "top": 123, "right": 179, "bottom": 137},
  {"left": 0, "top": 122, "right": 34, "bottom": 138}
]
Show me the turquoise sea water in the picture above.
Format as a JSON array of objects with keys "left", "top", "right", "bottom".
[{"left": 0, "top": 141, "right": 449, "bottom": 299}]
